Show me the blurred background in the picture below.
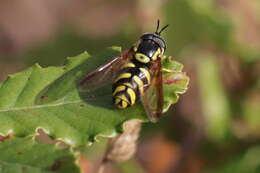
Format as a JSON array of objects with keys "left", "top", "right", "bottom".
[{"left": 0, "top": 0, "right": 260, "bottom": 173}]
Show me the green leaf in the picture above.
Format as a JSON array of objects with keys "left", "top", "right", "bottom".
[
  {"left": 162, "top": 58, "right": 189, "bottom": 112},
  {"left": 0, "top": 137, "right": 79, "bottom": 173},
  {"left": 0, "top": 47, "right": 189, "bottom": 147}
]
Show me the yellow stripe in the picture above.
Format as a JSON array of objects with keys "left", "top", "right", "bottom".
[
  {"left": 122, "top": 62, "right": 135, "bottom": 68},
  {"left": 117, "top": 94, "right": 130, "bottom": 104},
  {"left": 114, "top": 96, "right": 129, "bottom": 109},
  {"left": 124, "top": 82, "right": 132, "bottom": 88},
  {"left": 139, "top": 68, "right": 151, "bottom": 83},
  {"left": 135, "top": 53, "right": 150, "bottom": 63},
  {"left": 121, "top": 100, "right": 128, "bottom": 108},
  {"left": 114, "top": 73, "right": 132, "bottom": 83},
  {"left": 127, "top": 88, "right": 136, "bottom": 105},
  {"left": 151, "top": 49, "right": 161, "bottom": 61},
  {"left": 112, "top": 85, "right": 126, "bottom": 96},
  {"left": 133, "top": 76, "right": 144, "bottom": 94},
  {"left": 115, "top": 98, "right": 121, "bottom": 104}
]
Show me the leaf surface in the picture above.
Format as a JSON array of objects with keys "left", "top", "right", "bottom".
[
  {"left": 0, "top": 47, "right": 189, "bottom": 146},
  {"left": 0, "top": 137, "right": 79, "bottom": 173}
]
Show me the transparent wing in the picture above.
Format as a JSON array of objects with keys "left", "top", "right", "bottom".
[
  {"left": 141, "top": 60, "right": 163, "bottom": 123},
  {"left": 79, "top": 50, "right": 133, "bottom": 92}
]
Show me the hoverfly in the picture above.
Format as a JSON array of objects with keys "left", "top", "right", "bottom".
[{"left": 80, "top": 20, "right": 169, "bottom": 122}]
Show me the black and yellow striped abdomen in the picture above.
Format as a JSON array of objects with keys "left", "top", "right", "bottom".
[{"left": 112, "top": 60, "right": 151, "bottom": 109}]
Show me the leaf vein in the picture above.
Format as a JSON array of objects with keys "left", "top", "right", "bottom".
[{"left": 0, "top": 100, "right": 82, "bottom": 113}]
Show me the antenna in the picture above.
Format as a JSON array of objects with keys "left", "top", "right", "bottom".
[
  {"left": 159, "top": 24, "right": 169, "bottom": 35},
  {"left": 155, "top": 20, "right": 169, "bottom": 35},
  {"left": 155, "top": 19, "right": 160, "bottom": 34}
]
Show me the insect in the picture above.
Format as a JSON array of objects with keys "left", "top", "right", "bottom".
[{"left": 80, "top": 20, "right": 169, "bottom": 122}]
